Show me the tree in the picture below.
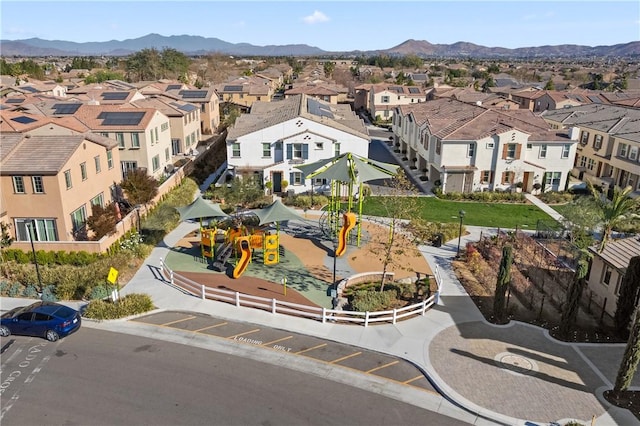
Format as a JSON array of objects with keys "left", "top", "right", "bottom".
[
  {"left": 323, "top": 61, "right": 335, "bottom": 78},
  {"left": 614, "top": 290, "right": 640, "bottom": 395},
  {"left": 589, "top": 182, "right": 639, "bottom": 252},
  {"left": 559, "top": 250, "right": 591, "bottom": 339},
  {"left": 367, "top": 171, "right": 421, "bottom": 292},
  {"left": 86, "top": 203, "right": 119, "bottom": 240},
  {"left": 160, "top": 48, "right": 190, "bottom": 79},
  {"left": 557, "top": 195, "right": 599, "bottom": 249},
  {"left": 493, "top": 244, "right": 513, "bottom": 322},
  {"left": 614, "top": 256, "right": 640, "bottom": 336},
  {"left": 544, "top": 79, "right": 555, "bottom": 90},
  {"left": 120, "top": 169, "right": 159, "bottom": 207}
]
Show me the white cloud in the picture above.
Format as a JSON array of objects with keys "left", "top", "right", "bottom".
[{"left": 302, "top": 10, "right": 329, "bottom": 24}]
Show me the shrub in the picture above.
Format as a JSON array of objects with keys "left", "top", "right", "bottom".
[
  {"left": 536, "top": 191, "right": 574, "bottom": 204},
  {"left": 8, "top": 283, "right": 23, "bottom": 297},
  {"left": 435, "top": 190, "right": 526, "bottom": 203},
  {"left": 89, "top": 285, "right": 109, "bottom": 300},
  {"left": 83, "top": 293, "right": 155, "bottom": 320},
  {"left": 407, "top": 219, "right": 464, "bottom": 243},
  {"left": 41, "top": 285, "right": 58, "bottom": 302},
  {"left": 351, "top": 289, "right": 397, "bottom": 312},
  {"left": 22, "top": 284, "right": 38, "bottom": 298}
]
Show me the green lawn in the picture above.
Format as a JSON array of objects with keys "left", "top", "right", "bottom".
[{"left": 359, "top": 197, "right": 556, "bottom": 229}]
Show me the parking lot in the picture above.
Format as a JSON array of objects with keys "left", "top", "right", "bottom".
[{"left": 132, "top": 311, "right": 437, "bottom": 393}]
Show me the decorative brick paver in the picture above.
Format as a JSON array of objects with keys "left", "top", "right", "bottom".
[{"left": 429, "top": 321, "right": 607, "bottom": 423}]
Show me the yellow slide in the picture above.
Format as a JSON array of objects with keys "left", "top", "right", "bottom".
[
  {"left": 233, "top": 237, "right": 251, "bottom": 278},
  {"left": 335, "top": 212, "right": 356, "bottom": 257}
]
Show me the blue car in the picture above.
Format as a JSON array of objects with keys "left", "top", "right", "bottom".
[{"left": 0, "top": 301, "right": 81, "bottom": 342}]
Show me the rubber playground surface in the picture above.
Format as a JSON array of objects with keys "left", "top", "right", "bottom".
[{"left": 163, "top": 218, "right": 433, "bottom": 309}]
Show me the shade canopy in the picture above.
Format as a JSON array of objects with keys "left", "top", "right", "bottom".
[
  {"left": 251, "top": 199, "right": 306, "bottom": 226},
  {"left": 296, "top": 152, "right": 400, "bottom": 183},
  {"left": 175, "top": 196, "right": 230, "bottom": 222}
]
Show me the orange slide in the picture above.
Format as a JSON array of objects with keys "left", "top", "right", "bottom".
[
  {"left": 335, "top": 212, "right": 356, "bottom": 257},
  {"left": 233, "top": 237, "right": 252, "bottom": 278}
]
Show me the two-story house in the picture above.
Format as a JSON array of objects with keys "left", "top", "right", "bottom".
[
  {"left": 73, "top": 105, "right": 173, "bottom": 179},
  {"left": 541, "top": 104, "right": 640, "bottom": 196},
  {"left": 163, "top": 86, "right": 220, "bottom": 135},
  {"left": 392, "top": 98, "right": 578, "bottom": 193},
  {"left": 1, "top": 113, "right": 121, "bottom": 243},
  {"left": 369, "top": 84, "right": 428, "bottom": 122},
  {"left": 225, "top": 94, "right": 370, "bottom": 194},
  {"left": 214, "top": 76, "right": 274, "bottom": 109}
]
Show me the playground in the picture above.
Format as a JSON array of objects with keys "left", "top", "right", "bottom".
[{"left": 162, "top": 214, "right": 433, "bottom": 309}]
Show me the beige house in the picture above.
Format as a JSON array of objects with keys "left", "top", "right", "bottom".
[
  {"left": 586, "top": 236, "right": 640, "bottom": 317},
  {"left": 1, "top": 126, "right": 121, "bottom": 243},
  {"left": 214, "top": 76, "right": 274, "bottom": 108},
  {"left": 369, "top": 84, "right": 428, "bottom": 121},
  {"left": 73, "top": 105, "right": 174, "bottom": 179},
  {"left": 541, "top": 104, "right": 640, "bottom": 196}
]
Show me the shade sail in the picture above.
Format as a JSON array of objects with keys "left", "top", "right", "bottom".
[
  {"left": 296, "top": 152, "right": 400, "bottom": 183},
  {"left": 175, "top": 196, "right": 230, "bottom": 221},
  {"left": 251, "top": 199, "right": 306, "bottom": 226}
]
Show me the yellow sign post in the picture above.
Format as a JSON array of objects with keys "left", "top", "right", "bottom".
[
  {"left": 281, "top": 277, "right": 287, "bottom": 296},
  {"left": 107, "top": 267, "right": 119, "bottom": 284}
]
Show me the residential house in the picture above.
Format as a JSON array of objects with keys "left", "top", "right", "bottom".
[
  {"left": 73, "top": 105, "right": 174, "bottom": 179},
  {"left": 130, "top": 96, "right": 201, "bottom": 155},
  {"left": 214, "top": 76, "right": 274, "bottom": 109},
  {"left": 433, "top": 88, "right": 519, "bottom": 110},
  {"left": 369, "top": 84, "right": 428, "bottom": 121},
  {"left": 162, "top": 86, "right": 220, "bottom": 135},
  {"left": 586, "top": 236, "right": 640, "bottom": 317},
  {"left": 284, "top": 83, "right": 340, "bottom": 104},
  {"left": 541, "top": 104, "right": 640, "bottom": 196},
  {"left": 392, "top": 98, "right": 579, "bottom": 193},
  {"left": 1, "top": 115, "right": 121, "bottom": 244},
  {"left": 226, "top": 94, "right": 370, "bottom": 194}
]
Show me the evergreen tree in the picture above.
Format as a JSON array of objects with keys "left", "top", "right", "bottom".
[
  {"left": 559, "top": 251, "right": 590, "bottom": 339},
  {"left": 493, "top": 244, "right": 513, "bottom": 322},
  {"left": 614, "top": 303, "right": 640, "bottom": 395},
  {"left": 614, "top": 256, "right": 640, "bottom": 336}
]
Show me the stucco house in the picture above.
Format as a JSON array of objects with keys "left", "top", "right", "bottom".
[
  {"left": 392, "top": 98, "right": 579, "bottom": 193},
  {"left": 225, "top": 94, "right": 370, "bottom": 194},
  {"left": 369, "top": 84, "right": 428, "bottom": 121},
  {"left": 1, "top": 114, "right": 121, "bottom": 243},
  {"left": 586, "top": 236, "right": 640, "bottom": 317}
]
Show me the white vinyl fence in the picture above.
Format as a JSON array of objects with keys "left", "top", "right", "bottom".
[{"left": 159, "top": 259, "right": 441, "bottom": 327}]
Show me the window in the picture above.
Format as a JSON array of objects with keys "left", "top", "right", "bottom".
[
  {"left": 601, "top": 265, "right": 612, "bottom": 286},
  {"left": 561, "top": 144, "right": 571, "bottom": 159},
  {"left": 152, "top": 155, "right": 160, "bottom": 172},
  {"left": 630, "top": 146, "right": 639, "bottom": 161},
  {"left": 587, "top": 158, "right": 596, "bottom": 171},
  {"left": 232, "top": 143, "right": 241, "bottom": 157},
  {"left": 131, "top": 133, "right": 140, "bottom": 148},
  {"left": 580, "top": 131, "right": 589, "bottom": 146},
  {"left": 334, "top": 143, "right": 341, "bottom": 157},
  {"left": 315, "top": 142, "right": 324, "bottom": 150},
  {"left": 149, "top": 129, "right": 154, "bottom": 145},
  {"left": 154, "top": 127, "right": 159, "bottom": 141},
  {"left": 436, "top": 141, "right": 442, "bottom": 155},
  {"left": 70, "top": 205, "right": 87, "bottom": 232},
  {"left": 480, "top": 170, "right": 492, "bottom": 183},
  {"left": 91, "top": 193, "right": 104, "bottom": 207},
  {"left": 286, "top": 143, "right": 308, "bottom": 160},
  {"left": 262, "top": 143, "right": 271, "bottom": 157},
  {"left": 80, "top": 162, "right": 87, "bottom": 181},
  {"left": 526, "top": 143, "right": 532, "bottom": 150},
  {"left": 116, "top": 133, "right": 124, "bottom": 149},
  {"left": 15, "top": 219, "right": 58, "bottom": 242},
  {"left": 381, "top": 95, "right": 390, "bottom": 103},
  {"left": 94, "top": 155, "right": 101, "bottom": 173},
  {"left": 505, "top": 144, "right": 517, "bottom": 159},
  {"left": 544, "top": 171, "right": 562, "bottom": 186},
  {"left": 467, "top": 143, "right": 475, "bottom": 158},
  {"left": 107, "top": 150, "right": 114, "bottom": 169},
  {"left": 486, "top": 142, "right": 494, "bottom": 149},
  {"left": 121, "top": 161, "right": 137, "bottom": 177},
  {"left": 290, "top": 172, "right": 303, "bottom": 185},
  {"left": 293, "top": 144, "right": 303, "bottom": 158},
  {"left": 579, "top": 156, "right": 586, "bottom": 168},
  {"left": 539, "top": 144, "right": 547, "bottom": 159},
  {"left": 32, "top": 176, "right": 44, "bottom": 193},
  {"left": 619, "top": 143, "right": 628, "bottom": 157},
  {"left": 100, "top": 132, "right": 109, "bottom": 138},
  {"left": 64, "top": 170, "right": 72, "bottom": 189},
  {"left": 501, "top": 171, "right": 514, "bottom": 184},
  {"left": 34, "top": 313, "right": 52, "bottom": 322},
  {"left": 594, "top": 134, "right": 603, "bottom": 150},
  {"left": 12, "top": 176, "right": 25, "bottom": 193},
  {"left": 161, "top": 122, "right": 169, "bottom": 131},
  {"left": 165, "top": 148, "right": 170, "bottom": 161}
]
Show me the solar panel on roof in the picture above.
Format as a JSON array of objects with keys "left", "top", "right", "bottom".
[
  {"left": 167, "top": 84, "right": 182, "bottom": 90},
  {"left": 21, "top": 86, "right": 38, "bottom": 93},
  {"left": 223, "top": 85, "right": 244, "bottom": 92},
  {"left": 102, "top": 92, "right": 129, "bottom": 101},
  {"left": 53, "top": 103, "right": 82, "bottom": 114},
  {"left": 588, "top": 95, "right": 602, "bottom": 104},
  {"left": 178, "top": 104, "right": 196, "bottom": 112},
  {"left": 11, "top": 115, "right": 37, "bottom": 124},
  {"left": 6, "top": 98, "right": 24, "bottom": 104},
  {"left": 390, "top": 86, "right": 403, "bottom": 93},
  {"left": 307, "top": 98, "right": 334, "bottom": 119},
  {"left": 98, "top": 111, "right": 145, "bottom": 126},
  {"left": 180, "top": 90, "right": 208, "bottom": 99},
  {"left": 408, "top": 87, "right": 420, "bottom": 94}
]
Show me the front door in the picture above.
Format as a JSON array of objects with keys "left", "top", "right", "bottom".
[
  {"left": 272, "top": 172, "right": 282, "bottom": 193},
  {"left": 522, "top": 172, "right": 530, "bottom": 192}
]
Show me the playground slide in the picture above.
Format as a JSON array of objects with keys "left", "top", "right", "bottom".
[
  {"left": 211, "top": 242, "right": 233, "bottom": 272},
  {"left": 335, "top": 212, "right": 356, "bottom": 257},
  {"left": 233, "top": 238, "right": 251, "bottom": 278}
]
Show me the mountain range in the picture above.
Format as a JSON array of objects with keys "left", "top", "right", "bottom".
[{"left": 1, "top": 33, "right": 639, "bottom": 58}]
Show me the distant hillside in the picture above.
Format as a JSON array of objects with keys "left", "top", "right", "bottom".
[{"left": 1, "top": 34, "right": 638, "bottom": 58}]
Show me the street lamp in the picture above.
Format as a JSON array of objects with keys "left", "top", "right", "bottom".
[
  {"left": 456, "top": 210, "right": 466, "bottom": 258},
  {"left": 27, "top": 220, "right": 43, "bottom": 291}
]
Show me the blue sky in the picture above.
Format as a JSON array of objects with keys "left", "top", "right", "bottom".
[{"left": 1, "top": 1, "right": 638, "bottom": 51}]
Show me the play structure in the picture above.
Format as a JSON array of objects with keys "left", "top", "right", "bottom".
[{"left": 296, "top": 152, "right": 400, "bottom": 257}]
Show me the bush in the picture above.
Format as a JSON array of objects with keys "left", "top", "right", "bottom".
[
  {"left": 83, "top": 293, "right": 155, "bottom": 320},
  {"left": 22, "top": 284, "right": 38, "bottom": 298},
  {"left": 435, "top": 191, "right": 526, "bottom": 203},
  {"left": 89, "top": 285, "right": 109, "bottom": 300},
  {"left": 41, "top": 285, "right": 58, "bottom": 302},
  {"left": 407, "top": 219, "right": 464, "bottom": 243},
  {"left": 351, "top": 289, "right": 397, "bottom": 312},
  {"left": 536, "top": 191, "right": 574, "bottom": 204}
]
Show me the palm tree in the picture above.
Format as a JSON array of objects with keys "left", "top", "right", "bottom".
[{"left": 589, "top": 182, "right": 639, "bottom": 252}]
